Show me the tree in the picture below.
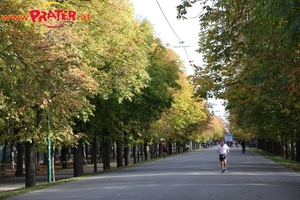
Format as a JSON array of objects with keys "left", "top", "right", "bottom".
[
  {"left": 151, "top": 72, "right": 209, "bottom": 151},
  {"left": 176, "top": 0, "right": 300, "bottom": 160},
  {"left": 0, "top": 0, "right": 97, "bottom": 186},
  {"left": 74, "top": 7, "right": 155, "bottom": 170},
  {"left": 90, "top": 37, "right": 184, "bottom": 164}
]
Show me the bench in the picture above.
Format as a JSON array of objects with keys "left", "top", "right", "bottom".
[
  {"left": 1, "top": 163, "right": 15, "bottom": 178},
  {"left": 35, "top": 166, "right": 41, "bottom": 173}
]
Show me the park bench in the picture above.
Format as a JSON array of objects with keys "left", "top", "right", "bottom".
[{"left": 1, "top": 163, "right": 15, "bottom": 178}]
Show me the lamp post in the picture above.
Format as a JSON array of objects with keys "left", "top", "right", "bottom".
[
  {"left": 47, "top": 116, "right": 52, "bottom": 182},
  {"left": 102, "top": 133, "right": 107, "bottom": 170}
]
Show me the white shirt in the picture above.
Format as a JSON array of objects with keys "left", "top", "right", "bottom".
[{"left": 217, "top": 144, "right": 230, "bottom": 154}]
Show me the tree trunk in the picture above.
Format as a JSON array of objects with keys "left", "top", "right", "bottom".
[
  {"left": 82, "top": 143, "right": 86, "bottom": 165},
  {"left": 262, "top": 138, "right": 267, "bottom": 151},
  {"left": 296, "top": 140, "right": 300, "bottom": 162},
  {"left": 133, "top": 145, "right": 137, "bottom": 164},
  {"left": 25, "top": 141, "right": 36, "bottom": 187},
  {"left": 15, "top": 141, "right": 24, "bottom": 177},
  {"left": 277, "top": 140, "right": 282, "bottom": 156},
  {"left": 43, "top": 152, "right": 47, "bottom": 165},
  {"left": 112, "top": 142, "right": 116, "bottom": 160},
  {"left": 61, "top": 146, "right": 68, "bottom": 169},
  {"left": 104, "top": 140, "right": 111, "bottom": 170},
  {"left": 267, "top": 140, "right": 272, "bottom": 153},
  {"left": 101, "top": 128, "right": 111, "bottom": 170},
  {"left": 10, "top": 144, "right": 15, "bottom": 169},
  {"left": 176, "top": 142, "right": 180, "bottom": 153},
  {"left": 140, "top": 144, "right": 143, "bottom": 161},
  {"left": 36, "top": 152, "right": 39, "bottom": 167},
  {"left": 86, "top": 144, "right": 89, "bottom": 163},
  {"left": 159, "top": 143, "right": 162, "bottom": 157},
  {"left": 68, "top": 147, "right": 71, "bottom": 161},
  {"left": 144, "top": 142, "right": 148, "bottom": 160},
  {"left": 99, "top": 144, "right": 103, "bottom": 163},
  {"left": 92, "top": 136, "right": 97, "bottom": 173},
  {"left": 91, "top": 138, "right": 96, "bottom": 164},
  {"left": 116, "top": 145, "right": 123, "bottom": 168},
  {"left": 73, "top": 140, "right": 84, "bottom": 177},
  {"left": 168, "top": 142, "right": 172, "bottom": 155},
  {"left": 284, "top": 139, "right": 289, "bottom": 159},
  {"left": 124, "top": 146, "right": 130, "bottom": 166},
  {"left": 1, "top": 140, "right": 8, "bottom": 163},
  {"left": 257, "top": 138, "right": 262, "bottom": 150},
  {"left": 124, "top": 133, "right": 130, "bottom": 165},
  {"left": 150, "top": 145, "right": 154, "bottom": 159},
  {"left": 291, "top": 140, "right": 295, "bottom": 161},
  {"left": 266, "top": 140, "right": 269, "bottom": 152}
]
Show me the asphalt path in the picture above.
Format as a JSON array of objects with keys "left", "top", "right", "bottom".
[{"left": 6, "top": 146, "right": 300, "bottom": 200}]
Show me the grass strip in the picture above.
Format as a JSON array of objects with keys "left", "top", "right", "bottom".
[{"left": 251, "top": 148, "right": 300, "bottom": 174}]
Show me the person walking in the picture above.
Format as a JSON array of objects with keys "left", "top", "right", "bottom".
[
  {"left": 217, "top": 140, "right": 230, "bottom": 173},
  {"left": 162, "top": 143, "right": 168, "bottom": 160},
  {"left": 241, "top": 140, "right": 246, "bottom": 153}
]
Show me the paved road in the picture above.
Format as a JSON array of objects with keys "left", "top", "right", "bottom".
[{"left": 5, "top": 147, "right": 300, "bottom": 200}]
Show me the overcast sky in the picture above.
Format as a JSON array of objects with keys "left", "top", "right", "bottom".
[{"left": 131, "top": 0, "right": 203, "bottom": 75}]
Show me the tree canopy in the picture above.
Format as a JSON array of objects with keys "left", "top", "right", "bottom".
[
  {"left": 0, "top": 0, "right": 216, "bottom": 187},
  {"left": 177, "top": 0, "right": 300, "bottom": 146}
]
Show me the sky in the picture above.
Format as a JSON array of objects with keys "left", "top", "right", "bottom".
[
  {"left": 131, "top": 0, "right": 228, "bottom": 122},
  {"left": 131, "top": 0, "right": 202, "bottom": 75}
]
